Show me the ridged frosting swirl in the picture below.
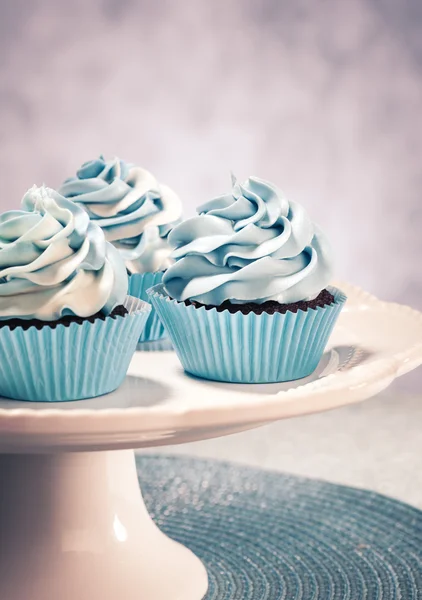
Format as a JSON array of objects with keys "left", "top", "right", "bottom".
[
  {"left": 0, "top": 186, "right": 128, "bottom": 321},
  {"left": 59, "top": 156, "right": 183, "bottom": 274},
  {"left": 163, "top": 175, "right": 333, "bottom": 305}
]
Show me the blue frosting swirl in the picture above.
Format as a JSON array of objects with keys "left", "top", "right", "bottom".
[
  {"left": 163, "top": 175, "right": 333, "bottom": 305},
  {"left": 0, "top": 186, "right": 128, "bottom": 321},
  {"left": 59, "top": 156, "right": 183, "bottom": 274}
]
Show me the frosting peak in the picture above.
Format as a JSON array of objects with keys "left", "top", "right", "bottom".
[
  {"left": 164, "top": 175, "right": 333, "bottom": 305},
  {"left": 59, "top": 156, "right": 183, "bottom": 274},
  {"left": 199, "top": 175, "right": 290, "bottom": 231},
  {"left": 0, "top": 186, "right": 128, "bottom": 321}
]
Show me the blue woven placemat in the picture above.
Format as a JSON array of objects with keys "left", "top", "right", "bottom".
[{"left": 136, "top": 455, "right": 422, "bottom": 600}]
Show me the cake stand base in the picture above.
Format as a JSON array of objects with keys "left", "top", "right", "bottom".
[{"left": 0, "top": 450, "right": 208, "bottom": 600}]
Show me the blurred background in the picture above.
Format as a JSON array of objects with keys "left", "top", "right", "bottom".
[
  {"left": 1, "top": 0, "right": 421, "bottom": 304},
  {"left": 0, "top": 0, "right": 421, "bottom": 501}
]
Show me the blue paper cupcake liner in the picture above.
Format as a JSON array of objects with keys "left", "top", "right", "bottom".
[
  {"left": 0, "top": 296, "right": 151, "bottom": 402},
  {"left": 128, "top": 272, "right": 167, "bottom": 342},
  {"left": 148, "top": 285, "right": 347, "bottom": 383}
]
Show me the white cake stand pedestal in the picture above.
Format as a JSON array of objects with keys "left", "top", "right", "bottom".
[{"left": 0, "top": 282, "right": 420, "bottom": 600}]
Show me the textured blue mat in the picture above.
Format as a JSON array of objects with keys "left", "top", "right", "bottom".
[{"left": 136, "top": 455, "right": 422, "bottom": 600}]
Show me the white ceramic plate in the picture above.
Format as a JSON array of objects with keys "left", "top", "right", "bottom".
[
  {"left": 0, "top": 281, "right": 421, "bottom": 452},
  {"left": 1, "top": 281, "right": 422, "bottom": 600}
]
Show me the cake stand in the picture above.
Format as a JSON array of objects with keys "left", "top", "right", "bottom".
[{"left": 0, "top": 282, "right": 421, "bottom": 600}]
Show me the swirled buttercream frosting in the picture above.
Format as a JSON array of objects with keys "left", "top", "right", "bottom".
[
  {"left": 0, "top": 186, "right": 128, "bottom": 321},
  {"left": 163, "top": 175, "right": 333, "bottom": 305},
  {"left": 59, "top": 156, "right": 183, "bottom": 274}
]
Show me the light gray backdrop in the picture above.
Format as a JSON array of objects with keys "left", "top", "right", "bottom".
[{"left": 0, "top": 2, "right": 421, "bottom": 338}]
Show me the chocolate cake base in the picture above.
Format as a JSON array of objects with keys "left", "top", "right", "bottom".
[
  {"left": 184, "top": 289, "right": 335, "bottom": 315},
  {"left": 0, "top": 304, "right": 128, "bottom": 332}
]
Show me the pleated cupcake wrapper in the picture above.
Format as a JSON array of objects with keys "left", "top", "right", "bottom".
[
  {"left": 128, "top": 272, "right": 167, "bottom": 342},
  {"left": 0, "top": 296, "right": 151, "bottom": 402},
  {"left": 148, "top": 285, "right": 347, "bottom": 383}
]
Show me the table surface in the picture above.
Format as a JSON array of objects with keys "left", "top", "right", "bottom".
[{"left": 145, "top": 374, "right": 422, "bottom": 509}]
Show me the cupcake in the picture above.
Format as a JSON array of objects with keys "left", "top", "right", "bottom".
[
  {"left": 0, "top": 185, "right": 150, "bottom": 401},
  {"left": 59, "top": 156, "right": 182, "bottom": 342},
  {"left": 148, "top": 175, "right": 346, "bottom": 383}
]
